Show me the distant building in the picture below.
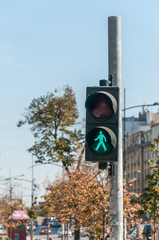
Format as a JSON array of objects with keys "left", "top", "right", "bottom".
[
  {"left": 38, "top": 201, "right": 46, "bottom": 208},
  {"left": 123, "top": 110, "right": 159, "bottom": 138},
  {"left": 123, "top": 110, "right": 159, "bottom": 193}
]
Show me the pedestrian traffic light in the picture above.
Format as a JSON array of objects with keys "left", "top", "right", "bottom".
[{"left": 85, "top": 86, "right": 119, "bottom": 162}]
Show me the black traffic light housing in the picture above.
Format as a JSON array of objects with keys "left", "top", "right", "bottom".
[
  {"left": 85, "top": 86, "right": 119, "bottom": 162},
  {"left": 98, "top": 162, "right": 115, "bottom": 176}
]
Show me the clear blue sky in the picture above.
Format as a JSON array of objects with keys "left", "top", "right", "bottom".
[{"left": 0, "top": 0, "right": 159, "bottom": 205}]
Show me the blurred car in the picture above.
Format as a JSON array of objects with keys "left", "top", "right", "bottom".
[
  {"left": 39, "top": 226, "right": 51, "bottom": 235},
  {"left": 50, "top": 219, "right": 61, "bottom": 227},
  {"left": 70, "top": 225, "right": 75, "bottom": 235},
  {"left": 34, "top": 220, "right": 38, "bottom": 228},
  {"left": 42, "top": 217, "right": 51, "bottom": 226},
  {"left": 0, "top": 225, "right": 6, "bottom": 235},
  {"left": 71, "top": 225, "right": 89, "bottom": 237},
  {"left": 27, "top": 222, "right": 36, "bottom": 231},
  {"left": 128, "top": 228, "right": 137, "bottom": 239},
  {"left": 80, "top": 227, "right": 89, "bottom": 237},
  {"left": 57, "top": 227, "right": 72, "bottom": 237},
  {"left": 143, "top": 224, "right": 152, "bottom": 240}
]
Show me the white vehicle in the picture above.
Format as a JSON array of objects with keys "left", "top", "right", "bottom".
[
  {"left": 57, "top": 227, "right": 72, "bottom": 238},
  {"left": 80, "top": 227, "right": 89, "bottom": 237},
  {"left": 130, "top": 229, "right": 137, "bottom": 237},
  {"left": 0, "top": 224, "right": 6, "bottom": 235}
]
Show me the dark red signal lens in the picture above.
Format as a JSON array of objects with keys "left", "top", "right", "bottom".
[
  {"left": 90, "top": 94, "right": 113, "bottom": 119},
  {"left": 85, "top": 92, "right": 115, "bottom": 121}
]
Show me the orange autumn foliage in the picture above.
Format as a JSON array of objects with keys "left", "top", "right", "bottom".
[{"left": 44, "top": 164, "right": 142, "bottom": 236}]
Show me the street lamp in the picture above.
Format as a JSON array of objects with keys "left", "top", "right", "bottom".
[
  {"left": 3, "top": 174, "right": 24, "bottom": 202},
  {"left": 4, "top": 174, "right": 24, "bottom": 181},
  {"left": 14, "top": 178, "right": 32, "bottom": 183},
  {"left": 123, "top": 102, "right": 159, "bottom": 112}
]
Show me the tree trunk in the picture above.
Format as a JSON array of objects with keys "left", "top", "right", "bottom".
[
  {"left": 74, "top": 220, "right": 80, "bottom": 240},
  {"left": 47, "top": 216, "right": 50, "bottom": 240},
  {"left": 103, "top": 212, "right": 105, "bottom": 240},
  {"left": 154, "top": 196, "right": 156, "bottom": 240},
  {"left": 67, "top": 222, "right": 69, "bottom": 240},
  {"left": 74, "top": 229, "right": 80, "bottom": 240},
  {"left": 30, "top": 218, "right": 33, "bottom": 240}
]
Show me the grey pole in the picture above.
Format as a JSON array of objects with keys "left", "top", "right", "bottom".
[
  {"left": 108, "top": 16, "right": 123, "bottom": 239},
  {"left": 30, "top": 155, "right": 34, "bottom": 240},
  {"left": 123, "top": 88, "right": 127, "bottom": 240}
]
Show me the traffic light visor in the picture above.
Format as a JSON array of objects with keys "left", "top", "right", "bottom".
[{"left": 85, "top": 91, "right": 117, "bottom": 120}]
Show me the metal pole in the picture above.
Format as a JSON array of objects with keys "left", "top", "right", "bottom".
[
  {"left": 108, "top": 16, "right": 123, "bottom": 240},
  {"left": 30, "top": 155, "right": 34, "bottom": 240},
  {"left": 62, "top": 166, "right": 64, "bottom": 240},
  {"left": 123, "top": 88, "right": 127, "bottom": 240},
  {"left": 9, "top": 170, "right": 12, "bottom": 240},
  {"left": 123, "top": 88, "right": 126, "bottom": 173}
]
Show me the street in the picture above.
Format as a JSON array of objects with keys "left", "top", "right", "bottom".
[{"left": 26, "top": 226, "right": 89, "bottom": 240}]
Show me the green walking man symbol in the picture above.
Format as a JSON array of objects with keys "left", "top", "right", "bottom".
[{"left": 94, "top": 131, "right": 107, "bottom": 152}]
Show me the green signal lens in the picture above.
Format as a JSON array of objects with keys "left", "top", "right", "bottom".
[{"left": 86, "top": 128, "right": 114, "bottom": 155}]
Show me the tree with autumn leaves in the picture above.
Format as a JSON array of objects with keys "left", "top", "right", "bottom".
[
  {"left": 44, "top": 164, "right": 110, "bottom": 239},
  {"left": 17, "top": 85, "right": 84, "bottom": 171},
  {"left": 0, "top": 194, "right": 25, "bottom": 227},
  {"left": 17, "top": 85, "right": 85, "bottom": 238},
  {"left": 43, "top": 164, "right": 142, "bottom": 239},
  {"left": 123, "top": 179, "right": 143, "bottom": 233}
]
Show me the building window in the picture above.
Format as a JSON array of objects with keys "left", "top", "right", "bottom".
[
  {"left": 147, "top": 135, "right": 150, "bottom": 142},
  {"left": 127, "top": 157, "right": 129, "bottom": 169},
  {"left": 137, "top": 155, "right": 140, "bottom": 165},
  {"left": 127, "top": 173, "right": 130, "bottom": 180},
  {"left": 144, "top": 151, "right": 147, "bottom": 162},
  {"left": 131, "top": 155, "right": 133, "bottom": 163},
  {"left": 134, "top": 155, "right": 136, "bottom": 163},
  {"left": 144, "top": 170, "right": 147, "bottom": 180},
  {"left": 137, "top": 136, "right": 141, "bottom": 145},
  {"left": 147, "top": 150, "right": 150, "bottom": 160}
]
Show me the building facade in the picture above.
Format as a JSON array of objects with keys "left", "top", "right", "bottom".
[{"left": 124, "top": 111, "right": 159, "bottom": 193}]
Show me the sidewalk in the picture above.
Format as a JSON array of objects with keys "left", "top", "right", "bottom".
[{"left": 27, "top": 236, "right": 55, "bottom": 240}]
